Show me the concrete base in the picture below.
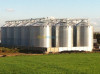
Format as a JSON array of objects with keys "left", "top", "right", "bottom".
[
  {"left": 46, "top": 47, "right": 59, "bottom": 53},
  {"left": 46, "top": 47, "right": 93, "bottom": 53}
]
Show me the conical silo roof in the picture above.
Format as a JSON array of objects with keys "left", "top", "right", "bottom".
[
  {"left": 77, "top": 20, "right": 89, "bottom": 26},
  {"left": 55, "top": 19, "right": 69, "bottom": 26},
  {"left": 3, "top": 22, "right": 12, "bottom": 27},
  {"left": 17, "top": 21, "right": 28, "bottom": 27}
]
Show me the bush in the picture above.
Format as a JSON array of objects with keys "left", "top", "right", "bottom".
[{"left": 0, "top": 47, "right": 19, "bottom": 53}]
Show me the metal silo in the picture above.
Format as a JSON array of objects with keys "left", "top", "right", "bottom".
[
  {"left": 14, "top": 27, "right": 21, "bottom": 47},
  {"left": 1, "top": 27, "right": 7, "bottom": 46},
  {"left": 29, "top": 20, "right": 40, "bottom": 47},
  {"left": 30, "top": 26, "right": 40, "bottom": 47},
  {"left": 51, "top": 19, "right": 63, "bottom": 47},
  {"left": 14, "top": 21, "right": 21, "bottom": 47},
  {"left": 39, "top": 25, "right": 52, "bottom": 47},
  {"left": 7, "top": 27, "right": 14, "bottom": 46},
  {"left": 77, "top": 20, "right": 93, "bottom": 48},
  {"left": 30, "top": 21, "right": 52, "bottom": 48},
  {"left": 55, "top": 20, "right": 73, "bottom": 47},
  {"left": 21, "top": 20, "right": 35, "bottom": 47},
  {"left": 1, "top": 22, "right": 9, "bottom": 46},
  {"left": 7, "top": 22, "right": 15, "bottom": 46}
]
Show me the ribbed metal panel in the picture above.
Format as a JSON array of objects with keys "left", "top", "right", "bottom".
[
  {"left": 77, "top": 26, "right": 89, "bottom": 46},
  {"left": 55, "top": 26, "right": 59, "bottom": 47},
  {"left": 30, "top": 25, "right": 52, "bottom": 48},
  {"left": 7, "top": 27, "right": 14, "bottom": 46},
  {"left": 14, "top": 27, "right": 21, "bottom": 46},
  {"left": 58, "top": 26, "right": 73, "bottom": 47},
  {"left": 1, "top": 27, "right": 7, "bottom": 46},
  {"left": 39, "top": 25, "right": 52, "bottom": 47},
  {"left": 21, "top": 26, "right": 30, "bottom": 47},
  {"left": 59, "top": 26, "right": 68, "bottom": 47},
  {"left": 77, "top": 22, "right": 93, "bottom": 47},
  {"left": 53, "top": 21, "right": 73, "bottom": 47},
  {"left": 30, "top": 26, "right": 40, "bottom": 47}
]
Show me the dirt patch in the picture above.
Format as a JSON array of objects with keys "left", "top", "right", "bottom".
[
  {"left": 0, "top": 53, "right": 44, "bottom": 57},
  {"left": 1, "top": 51, "right": 100, "bottom": 57}
]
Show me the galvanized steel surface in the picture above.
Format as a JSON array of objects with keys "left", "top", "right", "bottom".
[
  {"left": 30, "top": 26, "right": 40, "bottom": 47},
  {"left": 53, "top": 21, "right": 73, "bottom": 47},
  {"left": 1, "top": 27, "right": 7, "bottom": 46},
  {"left": 30, "top": 26, "right": 52, "bottom": 47},
  {"left": 58, "top": 25, "right": 73, "bottom": 47},
  {"left": 77, "top": 22, "right": 93, "bottom": 47},
  {"left": 21, "top": 26, "right": 30, "bottom": 47},
  {"left": 7, "top": 27, "right": 14, "bottom": 46},
  {"left": 14, "top": 27, "right": 21, "bottom": 46}
]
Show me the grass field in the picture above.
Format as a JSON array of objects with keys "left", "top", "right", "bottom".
[{"left": 0, "top": 53, "right": 100, "bottom": 74}]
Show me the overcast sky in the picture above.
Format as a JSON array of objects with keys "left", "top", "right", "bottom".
[{"left": 0, "top": 0, "right": 100, "bottom": 32}]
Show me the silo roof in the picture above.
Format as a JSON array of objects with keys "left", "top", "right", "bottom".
[
  {"left": 29, "top": 21, "right": 52, "bottom": 26},
  {"left": 3, "top": 23, "right": 12, "bottom": 27},
  {"left": 17, "top": 22, "right": 28, "bottom": 26},
  {"left": 10, "top": 23, "right": 18, "bottom": 27},
  {"left": 77, "top": 20, "right": 89, "bottom": 26},
  {"left": 55, "top": 21, "right": 69, "bottom": 26},
  {"left": 3, "top": 18, "right": 91, "bottom": 27}
]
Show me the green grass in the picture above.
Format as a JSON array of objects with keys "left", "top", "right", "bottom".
[{"left": 0, "top": 53, "right": 100, "bottom": 74}]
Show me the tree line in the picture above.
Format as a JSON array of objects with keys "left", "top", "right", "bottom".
[{"left": 94, "top": 33, "right": 100, "bottom": 44}]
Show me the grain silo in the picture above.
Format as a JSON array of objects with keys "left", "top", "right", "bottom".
[
  {"left": 1, "top": 27, "right": 6, "bottom": 46},
  {"left": 54, "top": 20, "right": 73, "bottom": 47},
  {"left": 30, "top": 21, "right": 52, "bottom": 48},
  {"left": 1, "top": 22, "right": 10, "bottom": 46},
  {"left": 6, "top": 22, "right": 15, "bottom": 46},
  {"left": 77, "top": 20, "right": 93, "bottom": 48},
  {"left": 13, "top": 21, "right": 21, "bottom": 47},
  {"left": 21, "top": 20, "right": 35, "bottom": 47}
]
